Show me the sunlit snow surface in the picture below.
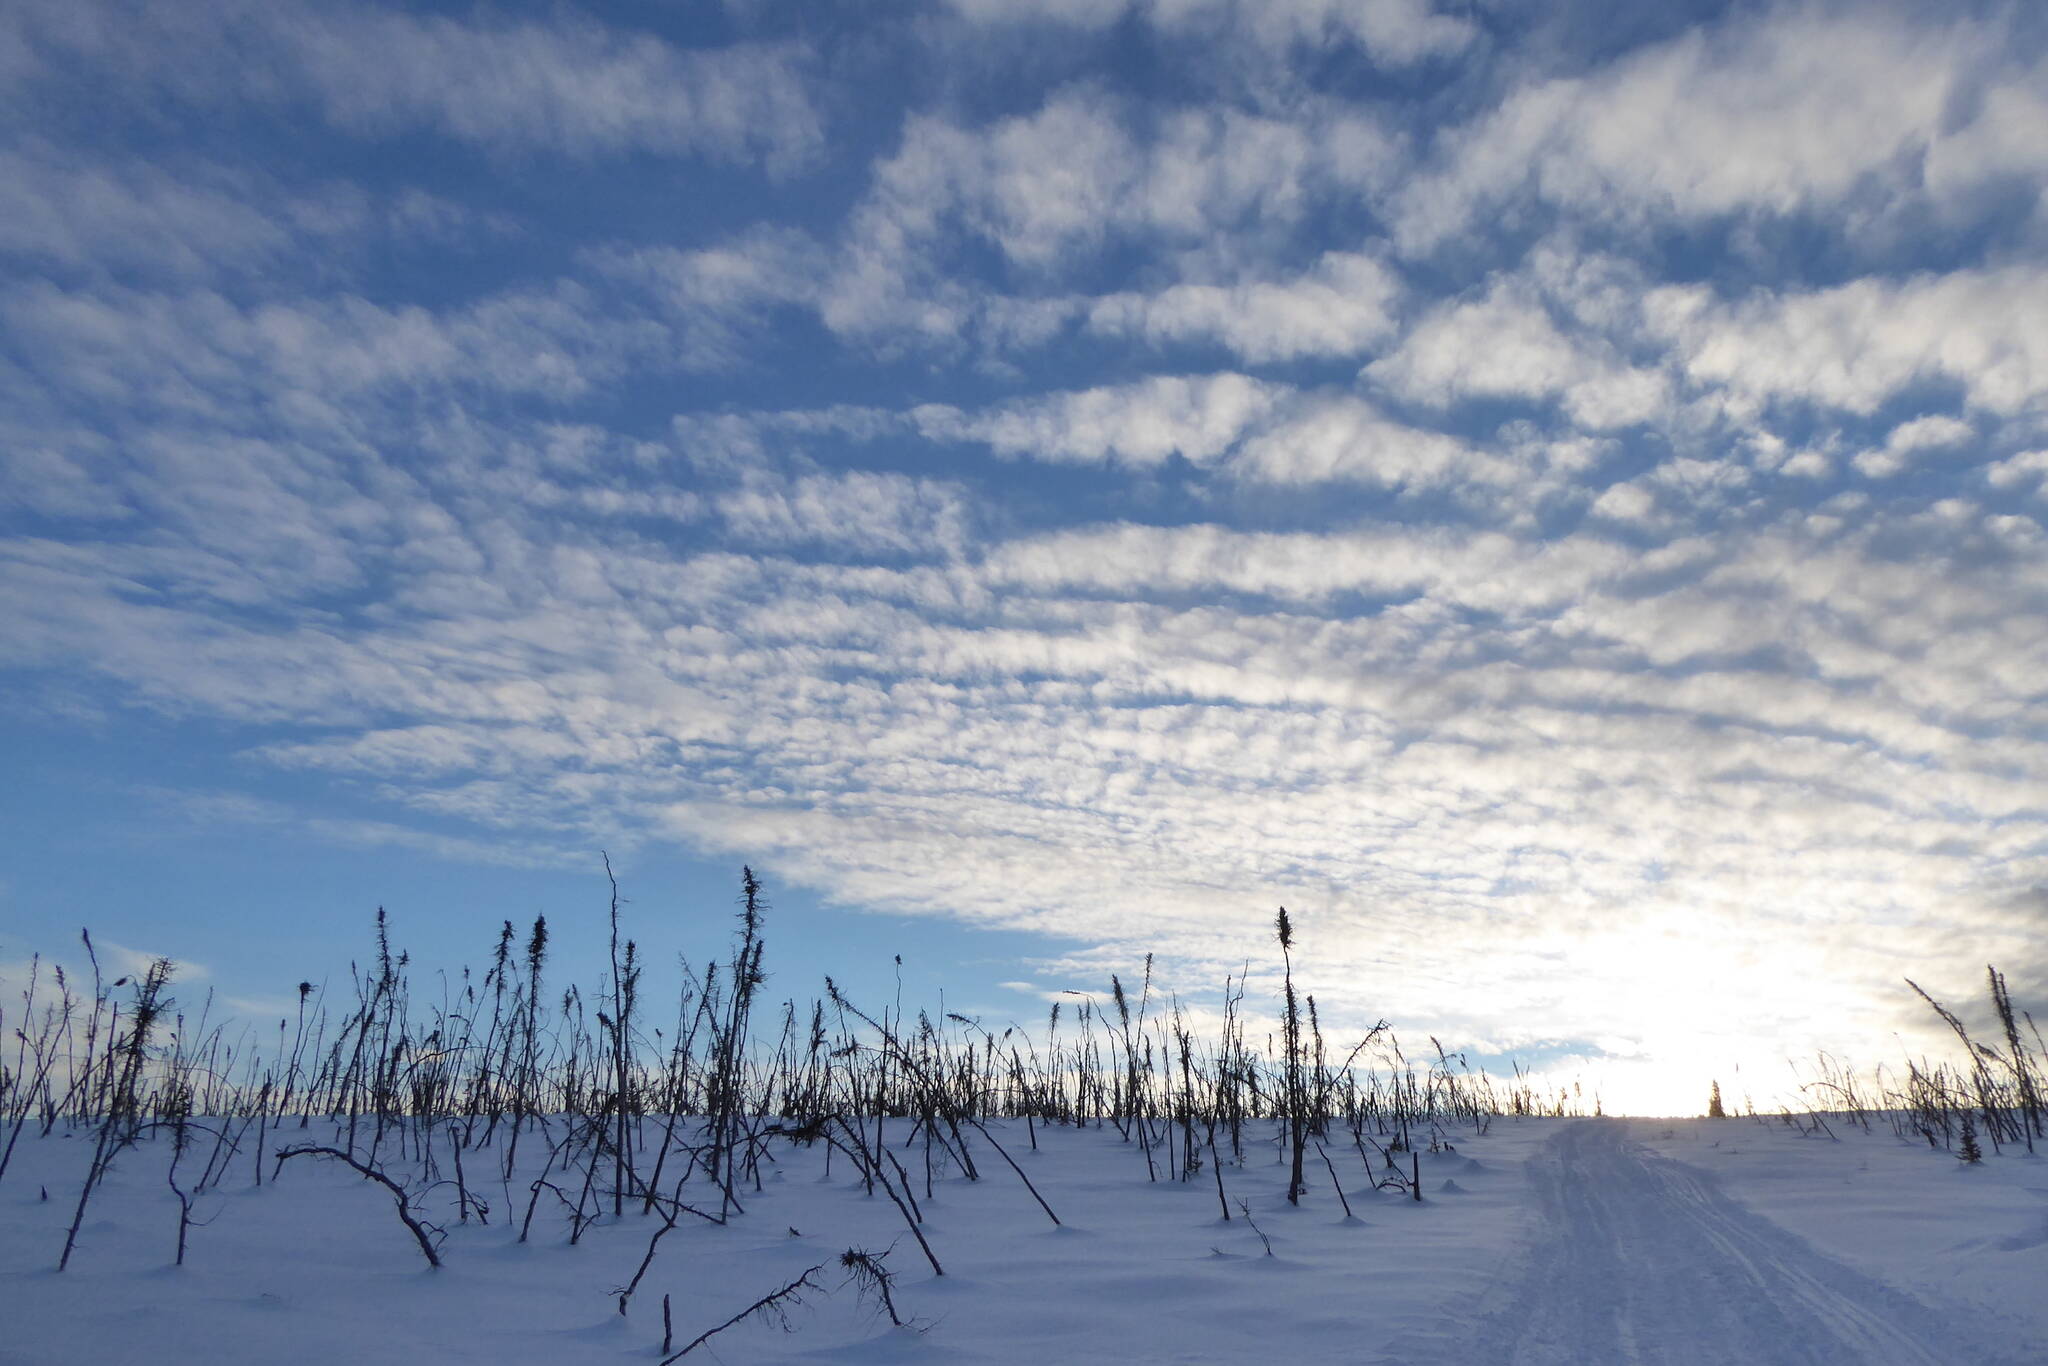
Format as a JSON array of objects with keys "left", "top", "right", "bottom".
[{"left": 3, "top": 1118, "right": 2043, "bottom": 1365}]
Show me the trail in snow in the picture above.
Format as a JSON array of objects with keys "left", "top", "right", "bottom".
[{"left": 1464, "top": 1121, "right": 2024, "bottom": 1366}]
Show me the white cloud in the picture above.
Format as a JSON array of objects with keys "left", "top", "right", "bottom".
[
  {"left": 942, "top": 0, "right": 1132, "bottom": 31},
  {"left": 1130, "top": 106, "right": 1322, "bottom": 239},
  {"left": 946, "top": 0, "right": 1474, "bottom": 65},
  {"left": 1920, "top": 55, "right": 2048, "bottom": 207},
  {"left": 1368, "top": 277, "right": 1668, "bottom": 428},
  {"left": 1852, "top": 414, "right": 1975, "bottom": 479},
  {"left": 954, "top": 0, "right": 1474, "bottom": 66},
  {"left": 10, "top": 439, "right": 2048, "bottom": 1076},
  {"left": 0, "top": 144, "right": 299, "bottom": 279},
  {"left": 1587, "top": 481, "right": 1658, "bottom": 525},
  {"left": 865, "top": 92, "right": 1138, "bottom": 275},
  {"left": 1986, "top": 450, "right": 2048, "bottom": 491},
  {"left": 715, "top": 469, "right": 971, "bottom": 557},
  {"left": 6, "top": 278, "right": 669, "bottom": 413},
  {"left": 1780, "top": 449, "right": 1831, "bottom": 479},
  {"left": 158, "top": 787, "right": 587, "bottom": 868},
  {"left": 0, "top": 142, "right": 507, "bottom": 284},
  {"left": 1166, "top": 0, "right": 1475, "bottom": 64},
  {"left": 866, "top": 91, "right": 1351, "bottom": 268},
  {"left": 1393, "top": 8, "right": 2017, "bottom": 251},
  {"left": 7, "top": 0, "right": 823, "bottom": 168},
  {"left": 298, "top": 16, "right": 819, "bottom": 168},
  {"left": 1232, "top": 394, "right": 1507, "bottom": 489},
  {"left": 915, "top": 373, "right": 1285, "bottom": 468},
  {"left": 584, "top": 228, "right": 825, "bottom": 370},
  {"left": 824, "top": 91, "right": 1402, "bottom": 351},
  {"left": 0, "top": 944, "right": 206, "bottom": 1014},
  {"left": 98, "top": 939, "right": 207, "bottom": 986},
  {"left": 980, "top": 521, "right": 1635, "bottom": 610},
  {"left": 0, "top": 445, "right": 128, "bottom": 521},
  {"left": 1088, "top": 252, "right": 1402, "bottom": 362},
  {"left": 8, "top": 0, "right": 2048, "bottom": 1106},
  {"left": 681, "top": 380, "right": 1507, "bottom": 497},
  {"left": 1648, "top": 268, "right": 2048, "bottom": 418}
]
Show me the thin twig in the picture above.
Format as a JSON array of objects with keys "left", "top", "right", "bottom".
[{"left": 660, "top": 1264, "right": 824, "bottom": 1363}]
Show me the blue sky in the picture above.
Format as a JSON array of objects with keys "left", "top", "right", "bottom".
[{"left": 4, "top": 0, "right": 2046, "bottom": 1113}]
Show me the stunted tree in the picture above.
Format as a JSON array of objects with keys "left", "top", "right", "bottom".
[
  {"left": 1959, "top": 1111, "right": 1984, "bottom": 1164},
  {"left": 1277, "top": 907, "right": 1308, "bottom": 1204},
  {"left": 60, "top": 958, "right": 174, "bottom": 1271}
]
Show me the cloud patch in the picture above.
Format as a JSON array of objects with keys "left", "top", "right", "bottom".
[{"left": 5, "top": 0, "right": 2047, "bottom": 1104}]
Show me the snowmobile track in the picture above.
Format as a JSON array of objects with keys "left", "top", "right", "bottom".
[{"left": 1463, "top": 1120, "right": 2018, "bottom": 1366}]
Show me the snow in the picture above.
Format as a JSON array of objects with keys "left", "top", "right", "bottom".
[
  {"left": 1634, "top": 1118, "right": 2048, "bottom": 1347},
  {"left": 2, "top": 1117, "right": 2043, "bottom": 1365}
]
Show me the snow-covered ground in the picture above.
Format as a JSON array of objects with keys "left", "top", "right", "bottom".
[{"left": 2, "top": 1116, "right": 2042, "bottom": 1365}]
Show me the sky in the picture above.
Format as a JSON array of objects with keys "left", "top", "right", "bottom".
[{"left": 3, "top": 0, "right": 2047, "bottom": 1116}]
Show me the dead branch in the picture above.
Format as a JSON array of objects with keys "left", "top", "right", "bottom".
[
  {"left": 660, "top": 1264, "right": 824, "bottom": 1362},
  {"left": 274, "top": 1144, "right": 442, "bottom": 1268}
]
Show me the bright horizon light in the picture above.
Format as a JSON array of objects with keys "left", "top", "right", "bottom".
[{"left": 3, "top": 0, "right": 2045, "bottom": 1117}]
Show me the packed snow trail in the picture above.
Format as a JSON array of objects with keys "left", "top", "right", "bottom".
[{"left": 1462, "top": 1121, "right": 2014, "bottom": 1366}]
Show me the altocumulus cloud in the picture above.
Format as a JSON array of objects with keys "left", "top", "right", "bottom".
[{"left": 2, "top": 0, "right": 2046, "bottom": 1113}]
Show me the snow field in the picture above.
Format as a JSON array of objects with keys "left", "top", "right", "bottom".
[
  {"left": 1, "top": 1117, "right": 1542, "bottom": 1365},
  {"left": 3, "top": 1116, "right": 2044, "bottom": 1365}
]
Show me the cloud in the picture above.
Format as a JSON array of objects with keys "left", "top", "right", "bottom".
[
  {"left": 0, "top": 943, "right": 207, "bottom": 1015},
  {"left": 1648, "top": 267, "right": 2048, "bottom": 418},
  {"left": 1986, "top": 449, "right": 2048, "bottom": 492},
  {"left": 947, "top": 0, "right": 1476, "bottom": 67},
  {"left": 1392, "top": 7, "right": 2030, "bottom": 252},
  {"left": 98, "top": 939, "right": 208, "bottom": 986},
  {"left": 0, "top": 143, "right": 304, "bottom": 280},
  {"left": 0, "top": 445, "right": 129, "bottom": 521},
  {"left": 1232, "top": 394, "right": 1509, "bottom": 489},
  {"left": 583, "top": 228, "right": 826, "bottom": 371},
  {"left": 10, "top": 433, "right": 2047, "bottom": 1071},
  {"left": 1587, "top": 480, "right": 1658, "bottom": 525},
  {"left": 5, "top": 277, "right": 670, "bottom": 421},
  {"left": 715, "top": 469, "right": 972, "bottom": 557},
  {"left": 7, "top": 0, "right": 2048, "bottom": 1103},
  {"left": 6, "top": 0, "right": 823, "bottom": 168},
  {"left": 1087, "top": 252, "right": 1403, "bottom": 362},
  {"left": 915, "top": 373, "right": 1286, "bottom": 468},
  {"left": 823, "top": 90, "right": 1400, "bottom": 349},
  {"left": 0, "top": 141, "right": 510, "bottom": 285},
  {"left": 677, "top": 381, "right": 1508, "bottom": 499},
  {"left": 1156, "top": 0, "right": 1475, "bottom": 65},
  {"left": 980, "top": 521, "right": 1638, "bottom": 609},
  {"left": 1368, "top": 276, "right": 1668, "bottom": 429},
  {"left": 1852, "top": 414, "right": 1975, "bottom": 479},
  {"left": 856, "top": 91, "right": 1142, "bottom": 278},
  {"left": 287, "top": 13, "right": 821, "bottom": 168}
]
